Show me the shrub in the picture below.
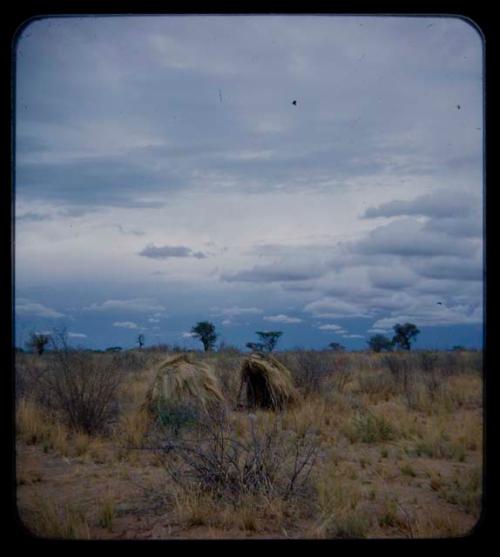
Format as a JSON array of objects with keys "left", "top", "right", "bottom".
[
  {"left": 345, "top": 411, "right": 397, "bottom": 443},
  {"left": 43, "top": 348, "right": 124, "bottom": 435},
  {"left": 158, "top": 410, "right": 320, "bottom": 501},
  {"left": 153, "top": 399, "right": 201, "bottom": 435}
]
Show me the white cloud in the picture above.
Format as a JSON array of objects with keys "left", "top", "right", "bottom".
[
  {"left": 16, "top": 300, "right": 65, "bottom": 318},
  {"left": 148, "top": 318, "right": 160, "bottom": 323},
  {"left": 181, "top": 331, "right": 196, "bottom": 338},
  {"left": 263, "top": 314, "right": 302, "bottom": 324},
  {"left": 84, "top": 298, "right": 165, "bottom": 312},
  {"left": 113, "top": 321, "right": 139, "bottom": 329},
  {"left": 317, "top": 323, "right": 344, "bottom": 331},
  {"left": 211, "top": 306, "right": 263, "bottom": 317},
  {"left": 304, "top": 298, "right": 370, "bottom": 319},
  {"left": 68, "top": 332, "right": 87, "bottom": 338}
]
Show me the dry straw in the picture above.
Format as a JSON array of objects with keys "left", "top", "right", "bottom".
[
  {"left": 239, "top": 353, "right": 298, "bottom": 410},
  {"left": 142, "top": 354, "right": 225, "bottom": 417}
]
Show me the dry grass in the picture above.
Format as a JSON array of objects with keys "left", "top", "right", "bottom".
[
  {"left": 143, "top": 354, "right": 225, "bottom": 418},
  {"left": 19, "top": 494, "right": 91, "bottom": 539},
  {"left": 15, "top": 349, "right": 483, "bottom": 539},
  {"left": 239, "top": 353, "right": 298, "bottom": 410}
]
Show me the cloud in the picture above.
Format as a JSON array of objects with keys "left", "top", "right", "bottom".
[
  {"left": 113, "top": 321, "right": 139, "bottom": 329},
  {"left": 14, "top": 17, "right": 483, "bottom": 348},
  {"left": 355, "top": 218, "right": 477, "bottom": 257},
  {"left": 341, "top": 333, "right": 364, "bottom": 339},
  {"left": 16, "top": 300, "right": 65, "bottom": 318},
  {"left": 223, "top": 260, "right": 326, "bottom": 283},
  {"left": 138, "top": 244, "right": 206, "bottom": 259},
  {"left": 317, "top": 323, "right": 346, "bottom": 332},
  {"left": 84, "top": 298, "right": 165, "bottom": 312},
  {"left": 371, "top": 302, "right": 483, "bottom": 329},
  {"left": 362, "top": 190, "right": 478, "bottom": 220},
  {"left": 263, "top": 314, "right": 302, "bottom": 324},
  {"left": 212, "top": 306, "right": 263, "bottom": 317},
  {"left": 148, "top": 318, "right": 160, "bottom": 323},
  {"left": 368, "top": 266, "right": 418, "bottom": 289},
  {"left": 304, "top": 298, "right": 370, "bottom": 319},
  {"left": 68, "top": 332, "right": 87, "bottom": 338},
  {"left": 181, "top": 332, "right": 196, "bottom": 338},
  {"left": 410, "top": 256, "right": 483, "bottom": 282}
]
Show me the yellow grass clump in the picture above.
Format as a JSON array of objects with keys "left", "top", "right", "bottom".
[
  {"left": 142, "top": 354, "right": 226, "bottom": 417},
  {"left": 239, "top": 353, "right": 298, "bottom": 410}
]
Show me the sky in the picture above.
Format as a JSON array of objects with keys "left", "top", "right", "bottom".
[{"left": 14, "top": 15, "right": 484, "bottom": 351}]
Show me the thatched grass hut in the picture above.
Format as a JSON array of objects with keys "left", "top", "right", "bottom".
[
  {"left": 238, "top": 353, "right": 298, "bottom": 410},
  {"left": 142, "top": 354, "right": 225, "bottom": 421}
]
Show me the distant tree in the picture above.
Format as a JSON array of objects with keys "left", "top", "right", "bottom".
[
  {"left": 105, "top": 346, "right": 122, "bottom": 353},
  {"left": 137, "top": 333, "right": 145, "bottom": 349},
  {"left": 255, "top": 331, "right": 282, "bottom": 352},
  {"left": 392, "top": 323, "right": 420, "bottom": 351},
  {"left": 367, "top": 334, "right": 394, "bottom": 353},
  {"left": 26, "top": 332, "right": 51, "bottom": 355},
  {"left": 328, "top": 342, "right": 346, "bottom": 352},
  {"left": 452, "top": 345, "right": 466, "bottom": 352},
  {"left": 191, "top": 321, "right": 218, "bottom": 352},
  {"left": 246, "top": 341, "right": 265, "bottom": 352}
]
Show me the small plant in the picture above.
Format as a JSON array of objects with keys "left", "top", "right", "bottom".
[
  {"left": 345, "top": 411, "right": 397, "bottom": 443},
  {"left": 98, "top": 499, "right": 115, "bottom": 530},
  {"left": 400, "top": 463, "right": 417, "bottom": 477},
  {"left": 154, "top": 399, "right": 201, "bottom": 435}
]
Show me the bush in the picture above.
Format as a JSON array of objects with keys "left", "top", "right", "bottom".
[
  {"left": 153, "top": 399, "right": 201, "bottom": 435},
  {"left": 43, "top": 349, "right": 124, "bottom": 435},
  {"left": 288, "top": 350, "right": 331, "bottom": 395},
  {"left": 345, "top": 411, "right": 397, "bottom": 443},
  {"left": 159, "top": 410, "right": 320, "bottom": 501}
]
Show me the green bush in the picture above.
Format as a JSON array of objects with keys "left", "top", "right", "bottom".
[{"left": 345, "top": 411, "right": 397, "bottom": 443}]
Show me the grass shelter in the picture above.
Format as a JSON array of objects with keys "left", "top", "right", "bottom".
[{"left": 238, "top": 353, "right": 297, "bottom": 410}]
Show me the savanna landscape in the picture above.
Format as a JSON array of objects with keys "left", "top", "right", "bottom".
[
  {"left": 15, "top": 342, "right": 483, "bottom": 540},
  {"left": 14, "top": 14, "right": 485, "bottom": 542}
]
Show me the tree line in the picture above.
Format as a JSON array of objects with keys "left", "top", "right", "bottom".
[{"left": 23, "top": 321, "right": 422, "bottom": 355}]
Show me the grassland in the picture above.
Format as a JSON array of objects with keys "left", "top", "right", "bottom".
[{"left": 15, "top": 348, "right": 483, "bottom": 539}]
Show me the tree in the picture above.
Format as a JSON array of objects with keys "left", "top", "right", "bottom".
[
  {"left": 137, "top": 333, "right": 145, "bottom": 349},
  {"left": 255, "top": 331, "right": 282, "bottom": 352},
  {"left": 246, "top": 341, "right": 265, "bottom": 352},
  {"left": 191, "top": 321, "right": 218, "bottom": 352},
  {"left": 367, "top": 334, "right": 394, "bottom": 353},
  {"left": 26, "top": 332, "right": 51, "bottom": 355},
  {"left": 328, "top": 342, "right": 345, "bottom": 352},
  {"left": 392, "top": 323, "right": 420, "bottom": 351},
  {"left": 105, "top": 346, "right": 122, "bottom": 353}
]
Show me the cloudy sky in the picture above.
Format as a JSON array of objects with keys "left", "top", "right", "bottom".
[{"left": 14, "top": 15, "right": 484, "bottom": 350}]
